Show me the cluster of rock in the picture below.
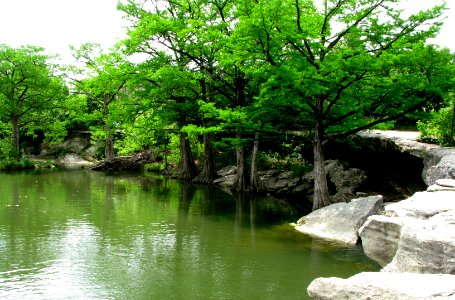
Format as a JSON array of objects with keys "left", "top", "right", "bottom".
[
  {"left": 37, "top": 133, "right": 96, "bottom": 167},
  {"left": 305, "top": 179, "right": 455, "bottom": 300},
  {"left": 294, "top": 195, "right": 383, "bottom": 245},
  {"left": 214, "top": 160, "right": 367, "bottom": 202}
]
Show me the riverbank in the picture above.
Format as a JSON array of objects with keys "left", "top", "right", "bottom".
[
  {"left": 306, "top": 180, "right": 455, "bottom": 299},
  {"left": 300, "top": 131, "right": 455, "bottom": 299}
]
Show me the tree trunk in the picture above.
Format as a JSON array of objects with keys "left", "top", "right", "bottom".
[
  {"left": 312, "top": 122, "right": 331, "bottom": 211},
  {"left": 105, "top": 128, "right": 114, "bottom": 160},
  {"left": 178, "top": 131, "right": 198, "bottom": 180},
  {"left": 234, "top": 133, "right": 249, "bottom": 191},
  {"left": 104, "top": 94, "right": 114, "bottom": 160},
  {"left": 250, "top": 131, "right": 260, "bottom": 191},
  {"left": 193, "top": 133, "right": 217, "bottom": 184},
  {"left": 11, "top": 116, "right": 20, "bottom": 157}
]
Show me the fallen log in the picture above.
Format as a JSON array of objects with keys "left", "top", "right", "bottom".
[{"left": 89, "top": 151, "right": 153, "bottom": 172}]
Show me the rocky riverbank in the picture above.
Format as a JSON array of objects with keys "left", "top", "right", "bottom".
[
  {"left": 306, "top": 180, "right": 455, "bottom": 299},
  {"left": 301, "top": 131, "right": 455, "bottom": 299}
]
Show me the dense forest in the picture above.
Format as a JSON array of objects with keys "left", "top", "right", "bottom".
[{"left": 1, "top": 0, "right": 454, "bottom": 211}]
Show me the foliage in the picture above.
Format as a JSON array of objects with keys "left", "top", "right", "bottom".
[
  {"left": 70, "top": 43, "right": 135, "bottom": 159},
  {"left": 164, "top": 132, "right": 204, "bottom": 167},
  {"left": 0, "top": 158, "right": 35, "bottom": 171},
  {"left": 143, "top": 162, "right": 165, "bottom": 173},
  {"left": 0, "top": 44, "right": 69, "bottom": 155},
  {"left": 418, "top": 98, "right": 455, "bottom": 146},
  {"left": 258, "top": 144, "right": 312, "bottom": 176},
  {"left": 0, "top": 138, "right": 17, "bottom": 161}
]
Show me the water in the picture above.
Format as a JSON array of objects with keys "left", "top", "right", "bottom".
[{"left": 0, "top": 169, "right": 379, "bottom": 299}]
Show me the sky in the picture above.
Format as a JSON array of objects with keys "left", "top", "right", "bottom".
[{"left": 0, "top": 0, "right": 454, "bottom": 65}]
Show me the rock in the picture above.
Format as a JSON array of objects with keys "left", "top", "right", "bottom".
[
  {"left": 427, "top": 184, "right": 455, "bottom": 192},
  {"left": 356, "top": 192, "right": 368, "bottom": 197},
  {"left": 278, "top": 170, "right": 294, "bottom": 179},
  {"left": 293, "top": 173, "right": 314, "bottom": 194},
  {"left": 213, "top": 174, "right": 237, "bottom": 188},
  {"left": 359, "top": 189, "right": 455, "bottom": 271},
  {"left": 307, "top": 272, "right": 455, "bottom": 300},
  {"left": 258, "top": 177, "right": 276, "bottom": 192},
  {"left": 423, "top": 149, "right": 455, "bottom": 185},
  {"left": 272, "top": 179, "right": 289, "bottom": 190},
  {"left": 258, "top": 169, "right": 278, "bottom": 177},
  {"left": 383, "top": 218, "right": 455, "bottom": 274},
  {"left": 217, "top": 165, "right": 237, "bottom": 177},
  {"left": 385, "top": 191, "right": 455, "bottom": 220},
  {"left": 358, "top": 215, "right": 404, "bottom": 267},
  {"left": 295, "top": 195, "right": 383, "bottom": 245},
  {"left": 61, "top": 153, "right": 93, "bottom": 168},
  {"left": 214, "top": 160, "right": 365, "bottom": 198},
  {"left": 326, "top": 161, "right": 367, "bottom": 197},
  {"left": 436, "top": 178, "right": 455, "bottom": 188},
  {"left": 297, "top": 160, "right": 367, "bottom": 202}
]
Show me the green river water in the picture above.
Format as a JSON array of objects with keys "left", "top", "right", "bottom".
[{"left": 0, "top": 169, "right": 379, "bottom": 299}]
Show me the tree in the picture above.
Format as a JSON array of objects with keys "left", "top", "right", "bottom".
[
  {"left": 0, "top": 44, "right": 68, "bottom": 157},
  {"left": 71, "top": 43, "right": 134, "bottom": 160},
  {"left": 119, "top": 0, "right": 223, "bottom": 181},
  {"left": 120, "top": 0, "right": 269, "bottom": 187},
  {"left": 234, "top": 0, "right": 447, "bottom": 209}
]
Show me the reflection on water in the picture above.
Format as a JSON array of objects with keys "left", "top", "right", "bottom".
[{"left": 0, "top": 170, "right": 379, "bottom": 299}]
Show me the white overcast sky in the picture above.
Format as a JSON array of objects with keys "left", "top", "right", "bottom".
[{"left": 0, "top": 0, "right": 453, "bottom": 65}]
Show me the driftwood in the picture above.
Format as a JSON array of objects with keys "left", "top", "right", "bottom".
[{"left": 89, "top": 151, "right": 153, "bottom": 172}]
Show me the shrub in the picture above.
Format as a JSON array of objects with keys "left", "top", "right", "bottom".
[
  {"left": 0, "top": 139, "right": 18, "bottom": 160},
  {"left": 144, "top": 162, "right": 165, "bottom": 172},
  {"left": 418, "top": 99, "right": 455, "bottom": 146},
  {"left": 0, "top": 158, "right": 35, "bottom": 171},
  {"left": 258, "top": 150, "right": 312, "bottom": 176}
]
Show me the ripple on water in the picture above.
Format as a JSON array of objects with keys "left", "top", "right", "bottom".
[{"left": 0, "top": 259, "right": 114, "bottom": 300}]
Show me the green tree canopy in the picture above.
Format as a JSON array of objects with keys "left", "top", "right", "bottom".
[
  {"left": 70, "top": 43, "right": 135, "bottom": 159},
  {"left": 0, "top": 44, "right": 68, "bottom": 156},
  {"left": 232, "top": 0, "right": 448, "bottom": 209}
]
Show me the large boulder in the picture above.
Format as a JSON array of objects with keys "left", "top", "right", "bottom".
[
  {"left": 383, "top": 217, "right": 455, "bottom": 274},
  {"left": 326, "top": 160, "right": 368, "bottom": 203},
  {"left": 294, "top": 160, "right": 367, "bottom": 202},
  {"left": 359, "top": 184, "right": 455, "bottom": 272},
  {"left": 385, "top": 190, "right": 455, "bottom": 220},
  {"left": 294, "top": 195, "right": 383, "bottom": 245},
  {"left": 213, "top": 166, "right": 238, "bottom": 188},
  {"left": 424, "top": 149, "right": 455, "bottom": 185},
  {"left": 307, "top": 272, "right": 455, "bottom": 300},
  {"left": 358, "top": 215, "right": 404, "bottom": 267}
]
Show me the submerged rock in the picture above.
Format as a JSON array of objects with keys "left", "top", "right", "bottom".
[
  {"left": 294, "top": 195, "right": 383, "bottom": 245},
  {"left": 307, "top": 272, "right": 455, "bottom": 300}
]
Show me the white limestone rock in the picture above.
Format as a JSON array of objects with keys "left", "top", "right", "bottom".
[
  {"left": 307, "top": 272, "right": 455, "bottom": 300},
  {"left": 359, "top": 190, "right": 455, "bottom": 269},
  {"left": 383, "top": 218, "right": 455, "bottom": 274},
  {"left": 436, "top": 179, "right": 455, "bottom": 188},
  {"left": 358, "top": 215, "right": 404, "bottom": 266},
  {"left": 424, "top": 151, "right": 455, "bottom": 185},
  {"left": 295, "top": 195, "right": 383, "bottom": 245},
  {"left": 385, "top": 191, "right": 455, "bottom": 220}
]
